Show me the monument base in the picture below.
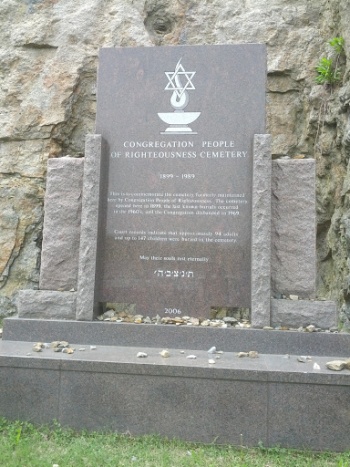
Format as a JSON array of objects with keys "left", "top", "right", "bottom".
[{"left": 1, "top": 318, "right": 350, "bottom": 451}]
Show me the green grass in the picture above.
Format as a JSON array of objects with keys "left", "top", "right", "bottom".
[{"left": 0, "top": 418, "right": 349, "bottom": 466}]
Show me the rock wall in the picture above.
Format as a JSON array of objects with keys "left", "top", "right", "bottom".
[{"left": 0, "top": 0, "right": 349, "bottom": 323}]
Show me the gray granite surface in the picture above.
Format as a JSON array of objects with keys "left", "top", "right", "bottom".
[
  {"left": 268, "top": 382, "right": 350, "bottom": 451},
  {"left": 0, "top": 340, "right": 349, "bottom": 380},
  {"left": 17, "top": 290, "right": 76, "bottom": 319},
  {"left": 271, "top": 159, "right": 316, "bottom": 298},
  {"left": 39, "top": 157, "right": 84, "bottom": 291},
  {"left": 76, "top": 135, "right": 102, "bottom": 320},
  {"left": 1, "top": 338, "right": 350, "bottom": 449},
  {"left": 4, "top": 318, "right": 350, "bottom": 357},
  {"left": 271, "top": 298, "right": 337, "bottom": 329},
  {"left": 251, "top": 134, "right": 271, "bottom": 327}
]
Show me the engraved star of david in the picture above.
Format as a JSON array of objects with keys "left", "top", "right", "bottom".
[{"left": 164, "top": 59, "right": 196, "bottom": 98}]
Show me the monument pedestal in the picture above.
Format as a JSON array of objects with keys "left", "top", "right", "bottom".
[
  {"left": 1, "top": 319, "right": 350, "bottom": 451},
  {"left": 16, "top": 134, "right": 337, "bottom": 329}
]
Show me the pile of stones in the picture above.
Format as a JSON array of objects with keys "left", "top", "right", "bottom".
[
  {"left": 97, "top": 310, "right": 249, "bottom": 328},
  {"left": 96, "top": 310, "right": 340, "bottom": 333},
  {"left": 30, "top": 341, "right": 99, "bottom": 355},
  {"left": 32, "top": 341, "right": 75, "bottom": 353}
]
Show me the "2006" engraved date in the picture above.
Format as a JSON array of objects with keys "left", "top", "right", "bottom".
[{"left": 165, "top": 308, "right": 182, "bottom": 314}]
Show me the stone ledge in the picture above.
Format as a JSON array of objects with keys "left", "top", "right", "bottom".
[
  {"left": 271, "top": 298, "right": 337, "bottom": 329},
  {"left": 17, "top": 290, "right": 76, "bottom": 320},
  {"left": 4, "top": 318, "right": 349, "bottom": 357},
  {"left": 1, "top": 340, "right": 350, "bottom": 450}
]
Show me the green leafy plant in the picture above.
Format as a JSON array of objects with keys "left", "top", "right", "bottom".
[
  {"left": 315, "top": 36, "right": 345, "bottom": 86},
  {"left": 315, "top": 57, "right": 341, "bottom": 84},
  {"left": 329, "top": 36, "right": 345, "bottom": 54}
]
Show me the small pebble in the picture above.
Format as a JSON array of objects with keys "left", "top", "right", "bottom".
[
  {"left": 57, "top": 341, "right": 69, "bottom": 349},
  {"left": 186, "top": 355, "right": 197, "bottom": 359},
  {"left": 79, "top": 348, "right": 86, "bottom": 351},
  {"left": 297, "top": 356, "right": 311, "bottom": 363},
  {"left": 90, "top": 345, "right": 97, "bottom": 350},
  {"left": 306, "top": 325, "right": 316, "bottom": 333},
  {"left": 136, "top": 352, "right": 148, "bottom": 358},
  {"left": 207, "top": 346, "right": 216, "bottom": 354},
  {"left": 289, "top": 294, "right": 299, "bottom": 300},
  {"left": 223, "top": 317, "right": 237, "bottom": 324},
  {"left": 237, "top": 352, "right": 249, "bottom": 357},
  {"left": 209, "top": 321, "right": 221, "bottom": 327},
  {"left": 208, "top": 359, "right": 216, "bottom": 364},
  {"left": 160, "top": 349, "right": 170, "bottom": 358},
  {"left": 248, "top": 351, "right": 259, "bottom": 358},
  {"left": 326, "top": 360, "right": 350, "bottom": 371},
  {"left": 32, "top": 343, "right": 43, "bottom": 352},
  {"left": 313, "top": 362, "right": 321, "bottom": 370},
  {"left": 62, "top": 348, "right": 74, "bottom": 354},
  {"left": 189, "top": 317, "right": 200, "bottom": 326},
  {"left": 103, "top": 310, "right": 115, "bottom": 319},
  {"left": 180, "top": 350, "right": 185, "bottom": 354}
]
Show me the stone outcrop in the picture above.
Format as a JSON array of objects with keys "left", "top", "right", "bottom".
[{"left": 0, "top": 0, "right": 350, "bottom": 323}]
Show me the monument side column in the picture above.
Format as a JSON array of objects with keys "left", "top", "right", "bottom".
[
  {"left": 251, "top": 134, "right": 271, "bottom": 327},
  {"left": 76, "top": 134, "right": 103, "bottom": 320}
]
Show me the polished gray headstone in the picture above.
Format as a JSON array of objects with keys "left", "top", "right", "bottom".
[{"left": 95, "top": 44, "right": 266, "bottom": 317}]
